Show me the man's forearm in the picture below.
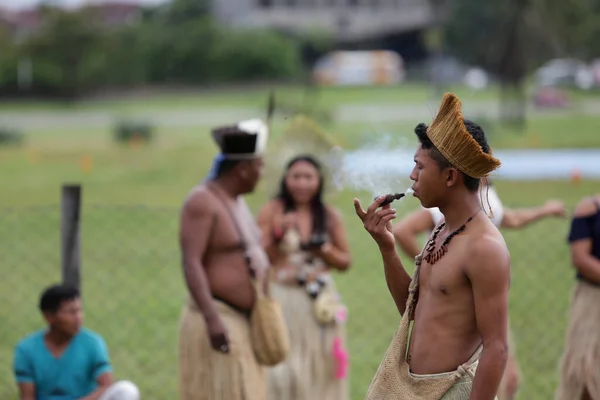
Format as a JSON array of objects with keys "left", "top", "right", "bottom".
[
  {"left": 504, "top": 207, "right": 547, "bottom": 228},
  {"left": 380, "top": 247, "right": 412, "bottom": 316},
  {"left": 394, "top": 231, "right": 422, "bottom": 259},
  {"left": 183, "top": 260, "right": 219, "bottom": 321},
  {"left": 470, "top": 343, "right": 508, "bottom": 400},
  {"left": 264, "top": 242, "right": 281, "bottom": 265},
  {"left": 575, "top": 254, "right": 600, "bottom": 283},
  {"left": 317, "top": 244, "right": 350, "bottom": 270}
]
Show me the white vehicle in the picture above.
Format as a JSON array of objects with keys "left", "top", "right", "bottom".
[
  {"left": 535, "top": 58, "right": 594, "bottom": 90},
  {"left": 312, "top": 50, "right": 405, "bottom": 86}
]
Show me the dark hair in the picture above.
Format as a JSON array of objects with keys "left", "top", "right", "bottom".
[
  {"left": 414, "top": 120, "right": 491, "bottom": 191},
  {"left": 276, "top": 155, "right": 327, "bottom": 237},
  {"left": 39, "top": 284, "right": 80, "bottom": 314}
]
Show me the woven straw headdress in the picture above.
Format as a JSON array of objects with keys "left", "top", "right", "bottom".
[{"left": 427, "top": 93, "right": 501, "bottom": 178}]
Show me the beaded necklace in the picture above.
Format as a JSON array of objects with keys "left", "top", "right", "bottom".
[{"left": 424, "top": 208, "right": 482, "bottom": 265}]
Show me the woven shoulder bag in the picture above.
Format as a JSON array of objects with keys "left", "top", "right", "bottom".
[{"left": 249, "top": 278, "right": 290, "bottom": 366}]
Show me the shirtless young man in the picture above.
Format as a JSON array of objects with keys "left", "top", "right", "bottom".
[
  {"left": 178, "top": 119, "right": 271, "bottom": 400},
  {"left": 355, "top": 93, "right": 511, "bottom": 399},
  {"left": 392, "top": 139, "right": 566, "bottom": 400}
]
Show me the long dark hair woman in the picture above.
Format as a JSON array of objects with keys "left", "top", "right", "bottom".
[{"left": 258, "top": 154, "right": 351, "bottom": 400}]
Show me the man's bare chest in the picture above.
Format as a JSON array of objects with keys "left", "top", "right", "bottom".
[
  {"left": 418, "top": 254, "right": 469, "bottom": 297},
  {"left": 210, "top": 206, "right": 260, "bottom": 250}
]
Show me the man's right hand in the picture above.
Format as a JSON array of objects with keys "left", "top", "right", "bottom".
[
  {"left": 206, "top": 315, "right": 230, "bottom": 353},
  {"left": 354, "top": 195, "right": 397, "bottom": 251},
  {"left": 543, "top": 200, "right": 567, "bottom": 217}
]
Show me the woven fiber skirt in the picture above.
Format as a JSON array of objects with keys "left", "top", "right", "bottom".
[
  {"left": 179, "top": 298, "right": 266, "bottom": 400},
  {"left": 267, "top": 282, "right": 349, "bottom": 400},
  {"left": 555, "top": 280, "right": 600, "bottom": 400}
]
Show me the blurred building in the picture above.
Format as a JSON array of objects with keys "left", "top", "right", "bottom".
[
  {"left": 212, "top": 0, "right": 443, "bottom": 66},
  {"left": 0, "top": 1, "right": 142, "bottom": 39},
  {"left": 83, "top": 2, "right": 142, "bottom": 28},
  {"left": 212, "top": 0, "right": 435, "bottom": 42}
]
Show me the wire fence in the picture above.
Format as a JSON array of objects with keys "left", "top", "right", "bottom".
[{"left": 0, "top": 203, "right": 577, "bottom": 400}]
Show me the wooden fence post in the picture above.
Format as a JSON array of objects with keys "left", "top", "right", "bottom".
[{"left": 61, "top": 184, "right": 82, "bottom": 291}]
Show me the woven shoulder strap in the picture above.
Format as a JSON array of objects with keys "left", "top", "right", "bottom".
[
  {"left": 405, "top": 240, "right": 429, "bottom": 320},
  {"left": 206, "top": 184, "right": 255, "bottom": 277}
]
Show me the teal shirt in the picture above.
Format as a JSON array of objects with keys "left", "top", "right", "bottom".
[{"left": 13, "top": 328, "right": 113, "bottom": 400}]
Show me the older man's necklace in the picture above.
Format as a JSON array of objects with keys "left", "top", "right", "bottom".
[{"left": 424, "top": 209, "right": 481, "bottom": 265}]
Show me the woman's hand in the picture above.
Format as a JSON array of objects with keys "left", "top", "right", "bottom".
[
  {"left": 273, "top": 210, "right": 297, "bottom": 240},
  {"left": 281, "top": 212, "right": 298, "bottom": 230}
]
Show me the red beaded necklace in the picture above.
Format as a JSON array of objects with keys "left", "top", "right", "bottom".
[{"left": 424, "top": 209, "right": 482, "bottom": 265}]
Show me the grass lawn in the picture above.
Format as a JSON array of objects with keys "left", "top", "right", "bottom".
[
  {"left": 1, "top": 88, "right": 599, "bottom": 399},
  {"left": 0, "top": 174, "right": 594, "bottom": 400},
  {"left": 0, "top": 82, "right": 597, "bottom": 112},
  {"left": 0, "top": 83, "right": 496, "bottom": 111}
]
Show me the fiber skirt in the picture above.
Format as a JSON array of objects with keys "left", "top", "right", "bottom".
[
  {"left": 555, "top": 280, "right": 600, "bottom": 400},
  {"left": 267, "top": 282, "right": 349, "bottom": 400},
  {"left": 179, "top": 298, "right": 266, "bottom": 400}
]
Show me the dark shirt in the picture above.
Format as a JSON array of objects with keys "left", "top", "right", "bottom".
[{"left": 567, "top": 198, "right": 600, "bottom": 285}]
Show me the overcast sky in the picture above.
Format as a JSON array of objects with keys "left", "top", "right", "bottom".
[{"left": 0, "top": 0, "right": 169, "bottom": 11}]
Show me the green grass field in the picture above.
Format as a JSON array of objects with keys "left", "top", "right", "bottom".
[
  {"left": 0, "top": 83, "right": 518, "bottom": 111},
  {"left": 0, "top": 82, "right": 597, "bottom": 112},
  {"left": 1, "top": 84, "right": 600, "bottom": 399}
]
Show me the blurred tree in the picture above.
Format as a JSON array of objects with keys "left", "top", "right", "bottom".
[
  {"left": 142, "top": 17, "right": 219, "bottom": 84},
  {"left": 298, "top": 29, "right": 335, "bottom": 68},
  {"left": 444, "top": 0, "right": 532, "bottom": 129},
  {"left": 0, "top": 0, "right": 310, "bottom": 97},
  {"left": 443, "top": 0, "right": 600, "bottom": 128},
  {"left": 0, "top": 26, "right": 18, "bottom": 92},
  {"left": 535, "top": 0, "right": 600, "bottom": 61},
  {"left": 161, "top": 0, "right": 211, "bottom": 24},
  {"left": 93, "top": 24, "right": 150, "bottom": 87},
  {"left": 211, "top": 28, "right": 301, "bottom": 82},
  {"left": 426, "top": 0, "right": 449, "bottom": 98},
  {"left": 20, "top": 7, "right": 107, "bottom": 98}
]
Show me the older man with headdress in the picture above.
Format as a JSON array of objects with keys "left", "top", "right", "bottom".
[
  {"left": 178, "top": 119, "right": 272, "bottom": 400},
  {"left": 354, "top": 93, "right": 510, "bottom": 399}
]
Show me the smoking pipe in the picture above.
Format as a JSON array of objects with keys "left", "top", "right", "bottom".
[{"left": 373, "top": 192, "right": 407, "bottom": 207}]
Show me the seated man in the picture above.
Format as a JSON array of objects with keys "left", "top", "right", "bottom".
[{"left": 13, "top": 284, "right": 139, "bottom": 400}]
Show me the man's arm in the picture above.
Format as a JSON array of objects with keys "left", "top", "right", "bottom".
[
  {"left": 569, "top": 197, "right": 600, "bottom": 282},
  {"left": 17, "top": 383, "right": 35, "bottom": 400},
  {"left": 79, "top": 372, "right": 112, "bottom": 400},
  {"left": 501, "top": 200, "right": 566, "bottom": 229},
  {"left": 380, "top": 247, "right": 413, "bottom": 316},
  {"left": 257, "top": 201, "right": 281, "bottom": 263},
  {"left": 392, "top": 208, "right": 435, "bottom": 258},
  {"left": 179, "top": 190, "right": 220, "bottom": 322},
  {"left": 13, "top": 345, "right": 36, "bottom": 400},
  {"left": 79, "top": 334, "right": 113, "bottom": 400},
  {"left": 466, "top": 236, "right": 511, "bottom": 400}
]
